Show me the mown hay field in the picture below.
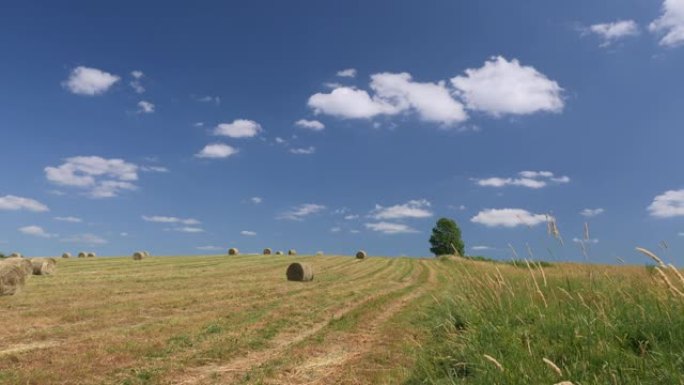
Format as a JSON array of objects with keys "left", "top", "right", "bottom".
[{"left": 1, "top": 253, "right": 683, "bottom": 385}]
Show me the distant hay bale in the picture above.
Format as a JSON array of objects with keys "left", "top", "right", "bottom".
[
  {"left": 0, "top": 263, "right": 27, "bottom": 296},
  {"left": 62, "top": 252, "right": 72, "bottom": 259},
  {"left": 356, "top": 250, "right": 368, "bottom": 259},
  {"left": 275, "top": 251, "right": 284, "bottom": 255},
  {"left": 9, "top": 253, "right": 22, "bottom": 258},
  {"left": 316, "top": 251, "right": 324, "bottom": 256},
  {"left": 78, "top": 252, "right": 87, "bottom": 258},
  {"left": 286, "top": 262, "right": 314, "bottom": 282},
  {"left": 3, "top": 258, "right": 33, "bottom": 276},
  {"left": 30, "top": 258, "right": 57, "bottom": 276},
  {"left": 263, "top": 248, "right": 272, "bottom": 255},
  {"left": 143, "top": 251, "right": 151, "bottom": 257},
  {"left": 132, "top": 251, "right": 145, "bottom": 260},
  {"left": 228, "top": 248, "right": 239, "bottom": 256},
  {"left": 288, "top": 249, "right": 297, "bottom": 256},
  {"left": 87, "top": 252, "right": 96, "bottom": 258}
]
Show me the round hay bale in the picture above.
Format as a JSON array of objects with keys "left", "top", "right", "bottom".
[
  {"left": 228, "top": 248, "right": 239, "bottom": 256},
  {"left": 132, "top": 251, "right": 145, "bottom": 260},
  {"left": 0, "top": 263, "right": 27, "bottom": 296},
  {"left": 356, "top": 250, "right": 367, "bottom": 259},
  {"left": 9, "top": 253, "right": 22, "bottom": 258},
  {"left": 263, "top": 248, "right": 272, "bottom": 255},
  {"left": 275, "top": 251, "right": 284, "bottom": 255},
  {"left": 3, "top": 258, "right": 33, "bottom": 276},
  {"left": 78, "top": 252, "right": 87, "bottom": 258},
  {"left": 286, "top": 262, "right": 314, "bottom": 282},
  {"left": 30, "top": 258, "right": 56, "bottom": 276},
  {"left": 62, "top": 252, "right": 72, "bottom": 259},
  {"left": 316, "top": 251, "right": 324, "bottom": 256},
  {"left": 87, "top": 252, "right": 96, "bottom": 258},
  {"left": 288, "top": 249, "right": 297, "bottom": 256}
]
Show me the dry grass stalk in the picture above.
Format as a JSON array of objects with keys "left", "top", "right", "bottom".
[
  {"left": 654, "top": 266, "right": 684, "bottom": 297},
  {"left": 546, "top": 215, "right": 564, "bottom": 245},
  {"left": 636, "top": 247, "right": 665, "bottom": 267},
  {"left": 483, "top": 354, "right": 504, "bottom": 372},
  {"left": 524, "top": 258, "right": 548, "bottom": 308},
  {"left": 667, "top": 264, "right": 684, "bottom": 287},
  {"left": 543, "top": 357, "right": 563, "bottom": 376},
  {"left": 584, "top": 222, "right": 590, "bottom": 240}
]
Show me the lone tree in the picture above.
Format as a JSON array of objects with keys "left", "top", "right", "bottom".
[{"left": 429, "top": 217, "right": 465, "bottom": 257}]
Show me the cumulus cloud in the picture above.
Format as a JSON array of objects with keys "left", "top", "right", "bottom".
[
  {"left": 295, "top": 119, "right": 325, "bottom": 131},
  {"left": 171, "top": 227, "right": 205, "bottom": 233},
  {"left": 451, "top": 56, "right": 563, "bottom": 116},
  {"left": 63, "top": 66, "right": 120, "bottom": 96},
  {"left": 44, "top": 156, "right": 139, "bottom": 198},
  {"left": 19, "top": 225, "right": 56, "bottom": 238},
  {"left": 580, "top": 208, "right": 605, "bottom": 217},
  {"left": 0, "top": 195, "right": 49, "bottom": 212},
  {"left": 471, "top": 208, "right": 547, "bottom": 228},
  {"left": 370, "top": 199, "right": 432, "bottom": 220},
  {"left": 142, "top": 215, "right": 200, "bottom": 225},
  {"left": 213, "top": 119, "right": 262, "bottom": 138},
  {"left": 54, "top": 216, "right": 82, "bottom": 223},
  {"left": 250, "top": 197, "right": 263, "bottom": 204},
  {"left": 195, "top": 144, "right": 238, "bottom": 159},
  {"left": 137, "top": 100, "right": 155, "bottom": 114},
  {"left": 308, "top": 87, "right": 400, "bottom": 119},
  {"left": 475, "top": 171, "right": 570, "bottom": 189},
  {"left": 650, "top": 0, "right": 684, "bottom": 47},
  {"left": 140, "top": 165, "right": 169, "bottom": 173},
  {"left": 240, "top": 230, "right": 257, "bottom": 236},
  {"left": 278, "top": 203, "right": 326, "bottom": 220},
  {"left": 337, "top": 68, "right": 357, "bottom": 78},
  {"left": 130, "top": 70, "right": 145, "bottom": 93},
  {"left": 587, "top": 20, "right": 640, "bottom": 46},
  {"left": 289, "top": 146, "right": 316, "bottom": 155},
  {"left": 194, "top": 95, "right": 221, "bottom": 105},
  {"left": 648, "top": 189, "right": 684, "bottom": 218},
  {"left": 61, "top": 233, "right": 108, "bottom": 245},
  {"left": 365, "top": 221, "right": 418, "bottom": 234}
]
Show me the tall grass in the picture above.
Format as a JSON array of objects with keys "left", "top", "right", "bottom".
[{"left": 406, "top": 251, "right": 684, "bottom": 384}]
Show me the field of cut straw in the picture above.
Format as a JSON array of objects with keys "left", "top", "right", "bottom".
[{"left": 1, "top": 251, "right": 683, "bottom": 385}]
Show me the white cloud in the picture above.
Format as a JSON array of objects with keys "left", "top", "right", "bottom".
[
  {"left": 330, "top": 226, "right": 342, "bottom": 233},
  {"left": 195, "top": 144, "right": 238, "bottom": 159},
  {"left": 19, "top": 225, "right": 56, "bottom": 238},
  {"left": 54, "top": 216, "right": 82, "bottom": 223},
  {"left": 451, "top": 56, "right": 564, "bottom": 116},
  {"left": 240, "top": 230, "right": 257, "bottom": 236},
  {"left": 130, "top": 70, "right": 145, "bottom": 93},
  {"left": 137, "top": 100, "right": 155, "bottom": 114},
  {"left": 471, "top": 245, "right": 493, "bottom": 251},
  {"left": 648, "top": 189, "right": 684, "bottom": 218},
  {"left": 337, "top": 68, "right": 357, "bottom": 78},
  {"left": 580, "top": 208, "right": 605, "bottom": 217},
  {"left": 295, "top": 119, "right": 325, "bottom": 131},
  {"left": 370, "top": 199, "right": 432, "bottom": 220},
  {"left": 588, "top": 20, "right": 640, "bottom": 46},
  {"left": 140, "top": 165, "right": 169, "bottom": 173},
  {"left": 196, "top": 245, "right": 223, "bottom": 251},
  {"left": 63, "top": 66, "right": 120, "bottom": 96},
  {"left": 172, "top": 227, "right": 205, "bottom": 233},
  {"left": 289, "top": 146, "right": 316, "bottom": 155},
  {"left": 0, "top": 195, "right": 49, "bottom": 212},
  {"left": 142, "top": 215, "right": 200, "bottom": 225},
  {"left": 650, "top": 0, "right": 684, "bottom": 47},
  {"left": 471, "top": 208, "right": 547, "bottom": 228},
  {"left": 250, "top": 197, "right": 263, "bottom": 204},
  {"left": 278, "top": 203, "right": 326, "bottom": 220},
  {"left": 213, "top": 119, "right": 262, "bottom": 138},
  {"left": 275, "top": 137, "right": 287, "bottom": 144},
  {"left": 308, "top": 87, "right": 400, "bottom": 119},
  {"left": 195, "top": 95, "right": 221, "bottom": 105},
  {"left": 44, "top": 156, "right": 139, "bottom": 198},
  {"left": 344, "top": 214, "right": 359, "bottom": 220},
  {"left": 475, "top": 171, "right": 570, "bottom": 189},
  {"left": 120, "top": 232, "right": 128, "bottom": 237},
  {"left": 61, "top": 233, "right": 107, "bottom": 245},
  {"left": 573, "top": 237, "right": 599, "bottom": 244},
  {"left": 365, "top": 222, "right": 419, "bottom": 234},
  {"left": 370, "top": 72, "right": 468, "bottom": 125}
]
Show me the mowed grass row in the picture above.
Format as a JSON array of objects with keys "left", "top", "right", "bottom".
[{"left": 0, "top": 255, "right": 432, "bottom": 385}]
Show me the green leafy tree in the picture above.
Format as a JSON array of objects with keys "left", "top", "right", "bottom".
[{"left": 429, "top": 217, "right": 465, "bottom": 257}]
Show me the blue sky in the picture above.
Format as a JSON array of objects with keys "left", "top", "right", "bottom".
[{"left": 1, "top": 0, "right": 684, "bottom": 263}]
